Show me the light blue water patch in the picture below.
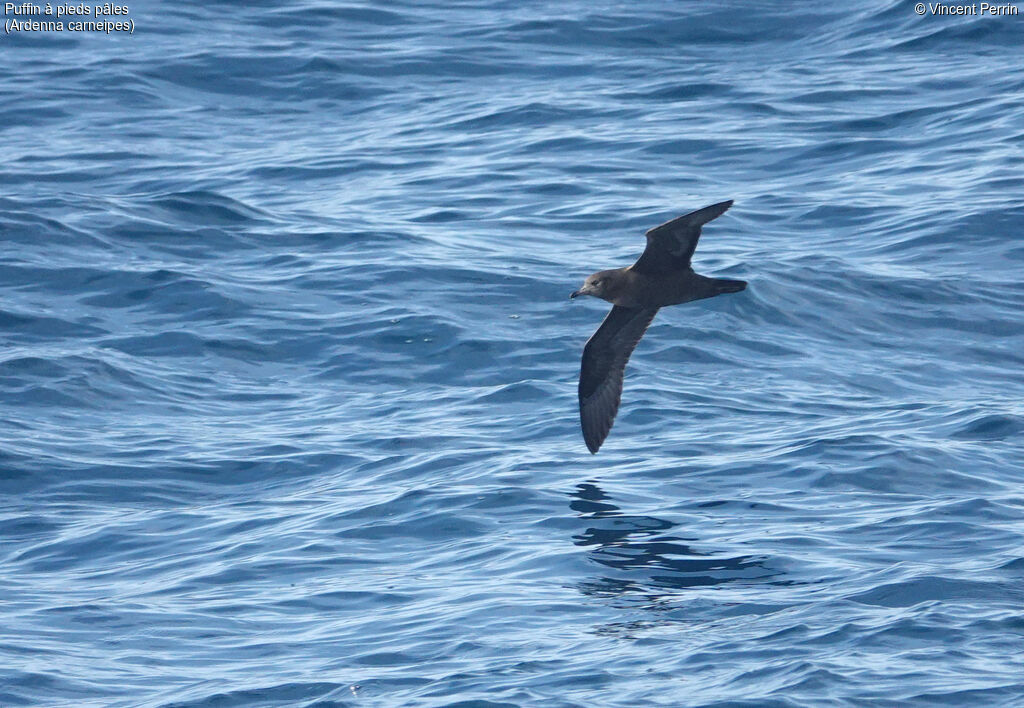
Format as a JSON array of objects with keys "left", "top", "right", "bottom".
[{"left": 2, "top": 1, "right": 1023, "bottom": 705}]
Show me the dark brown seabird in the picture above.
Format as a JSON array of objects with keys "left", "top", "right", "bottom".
[{"left": 570, "top": 200, "right": 746, "bottom": 453}]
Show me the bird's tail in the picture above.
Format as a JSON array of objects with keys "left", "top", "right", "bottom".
[{"left": 713, "top": 278, "right": 746, "bottom": 294}]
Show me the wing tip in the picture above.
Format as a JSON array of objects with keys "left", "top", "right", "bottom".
[
  {"left": 581, "top": 416, "right": 606, "bottom": 453},
  {"left": 699, "top": 199, "right": 734, "bottom": 223},
  {"left": 645, "top": 199, "right": 736, "bottom": 238}
]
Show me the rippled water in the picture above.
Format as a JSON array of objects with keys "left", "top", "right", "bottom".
[{"left": 2, "top": 1, "right": 1024, "bottom": 705}]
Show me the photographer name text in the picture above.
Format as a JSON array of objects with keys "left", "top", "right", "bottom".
[{"left": 917, "top": 2, "right": 1018, "bottom": 14}]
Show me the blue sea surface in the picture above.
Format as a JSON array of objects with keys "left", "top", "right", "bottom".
[{"left": 2, "top": 1, "right": 1024, "bottom": 705}]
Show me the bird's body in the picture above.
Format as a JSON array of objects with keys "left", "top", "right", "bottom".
[
  {"left": 570, "top": 200, "right": 746, "bottom": 454},
  {"left": 582, "top": 267, "right": 734, "bottom": 308}
]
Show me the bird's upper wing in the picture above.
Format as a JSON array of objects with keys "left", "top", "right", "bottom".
[
  {"left": 579, "top": 305, "right": 660, "bottom": 453},
  {"left": 630, "top": 200, "right": 733, "bottom": 275}
]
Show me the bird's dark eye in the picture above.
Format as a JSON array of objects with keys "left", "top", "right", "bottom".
[{"left": 593, "top": 279, "right": 601, "bottom": 286}]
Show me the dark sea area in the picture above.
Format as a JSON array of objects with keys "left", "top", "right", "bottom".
[{"left": 2, "top": 1, "right": 1024, "bottom": 706}]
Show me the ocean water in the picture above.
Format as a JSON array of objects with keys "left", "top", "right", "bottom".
[{"left": 2, "top": 1, "right": 1023, "bottom": 705}]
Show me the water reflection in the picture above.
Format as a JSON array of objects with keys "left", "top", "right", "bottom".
[{"left": 570, "top": 481, "right": 781, "bottom": 597}]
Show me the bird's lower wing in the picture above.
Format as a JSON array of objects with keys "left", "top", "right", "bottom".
[{"left": 578, "top": 305, "right": 660, "bottom": 453}]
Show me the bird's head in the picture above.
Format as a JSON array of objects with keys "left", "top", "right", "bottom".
[{"left": 570, "top": 270, "right": 618, "bottom": 302}]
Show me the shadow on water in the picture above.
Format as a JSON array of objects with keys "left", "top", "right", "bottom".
[{"left": 570, "top": 482, "right": 784, "bottom": 599}]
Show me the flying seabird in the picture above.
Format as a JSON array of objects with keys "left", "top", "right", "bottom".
[{"left": 570, "top": 200, "right": 746, "bottom": 453}]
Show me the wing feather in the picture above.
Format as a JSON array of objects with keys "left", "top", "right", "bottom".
[
  {"left": 631, "top": 200, "right": 733, "bottom": 275},
  {"left": 578, "top": 306, "right": 660, "bottom": 453}
]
